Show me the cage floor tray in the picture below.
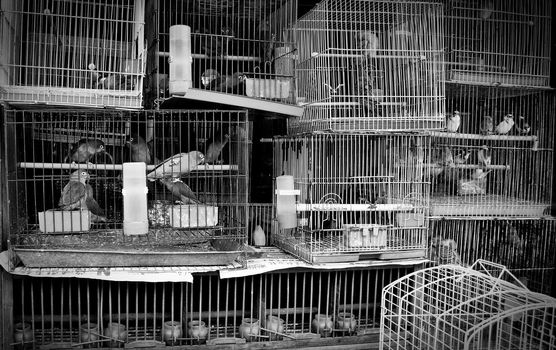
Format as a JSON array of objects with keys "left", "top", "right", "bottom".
[{"left": 430, "top": 195, "right": 549, "bottom": 217}]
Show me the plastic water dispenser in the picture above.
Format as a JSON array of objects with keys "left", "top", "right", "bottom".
[
  {"left": 169, "top": 25, "right": 192, "bottom": 95},
  {"left": 122, "top": 162, "right": 148, "bottom": 235}
]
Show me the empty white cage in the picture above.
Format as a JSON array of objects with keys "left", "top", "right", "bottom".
[
  {"left": 3, "top": 109, "right": 250, "bottom": 268},
  {"left": 444, "top": 0, "right": 552, "bottom": 88},
  {"left": 289, "top": 0, "right": 445, "bottom": 133},
  {"left": 0, "top": 0, "right": 145, "bottom": 109},
  {"left": 272, "top": 132, "right": 430, "bottom": 263},
  {"left": 429, "top": 217, "right": 556, "bottom": 295},
  {"left": 428, "top": 85, "right": 554, "bottom": 217},
  {"left": 145, "top": 0, "right": 299, "bottom": 113},
  {"left": 380, "top": 260, "right": 556, "bottom": 350}
]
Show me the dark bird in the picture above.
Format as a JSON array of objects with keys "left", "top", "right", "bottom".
[
  {"left": 515, "top": 115, "right": 531, "bottom": 135},
  {"left": 205, "top": 132, "right": 231, "bottom": 164},
  {"left": 146, "top": 151, "right": 205, "bottom": 181},
  {"left": 88, "top": 63, "right": 132, "bottom": 90},
  {"left": 322, "top": 214, "right": 338, "bottom": 230},
  {"left": 58, "top": 170, "right": 106, "bottom": 221},
  {"left": 479, "top": 115, "right": 494, "bottom": 135},
  {"left": 446, "top": 110, "right": 461, "bottom": 133},
  {"left": 442, "top": 146, "right": 455, "bottom": 167},
  {"left": 208, "top": 72, "right": 246, "bottom": 93},
  {"left": 66, "top": 138, "right": 113, "bottom": 164},
  {"left": 495, "top": 114, "right": 514, "bottom": 135},
  {"left": 159, "top": 177, "right": 200, "bottom": 204},
  {"left": 454, "top": 149, "right": 471, "bottom": 165},
  {"left": 477, "top": 145, "right": 492, "bottom": 167},
  {"left": 126, "top": 134, "right": 158, "bottom": 165}
]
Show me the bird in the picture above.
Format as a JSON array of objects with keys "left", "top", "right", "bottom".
[
  {"left": 446, "top": 110, "right": 461, "bottom": 133},
  {"left": 159, "top": 177, "right": 200, "bottom": 204},
  {"left": 356, "top": 30, "right": 379, "bottom": 58},
  {"left": 205, "top": 132, "right": 230, "bottom": 164},
  {"left": 202, "top": 26, "right": 233, "bottom": 57},
  {"left": 126, "top": 134, "right": 157, "bottom": 165},
  {"left": 479, "top": 115, "right": 494, "bottom": 135},
  {"left": 409, "top": 137, "right": 425, "bottom": 164},
  {"left": 264, "top": 32, "right": 277, "bottom": 65},
  {"left": 88, "top": 63, "right": 131, "bottom": 90},
  {"left": 323, "top": 83, "right": 344, "bottom": 96},
  {"left": 207, "top": 72, "right": 246, "bottom": 93},
  {"left": 58, "top": 170, "right": 106, "bottom": 221},
  {"left": 322, "top": 215, "right": 338, "bottom": 230},
  {"left": 477, "top": 145, "right": 492, "bottom": 168},
  {"left": 472, "top": 168, "right": 492, "bottom": 180},
  {"left": 454, "top": 149, "right": 471, "bottom": 165},
  {"left": 66, "top": 139, "right": 113, "bottom": 164},
  {"left": 442, "top": 146, "right": 455, "bottom": 167},
  {"left": 479, "top": 0, "right": 495, "bottom": 20},
  {"left": 146, "top": 151, "right": 205, "bottom": 181},
  {"left": 495, "top": 114, "right": 515, "bottom": 135},
  {"left": 515, "top": 115, "right": 531, "bottom": 135}
]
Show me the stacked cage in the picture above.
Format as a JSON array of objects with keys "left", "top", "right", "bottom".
[
  {"left": 0, "top": 0, "right": 145, "bottom": 109},
  {"left": 289, "top": 0, "right": 445, "bottom": 133},
  {"left": 3, "top": 109, "right": 250, "bottom": 268},
  {"left": 144, "top": 0, "right": 299, "bottom": 114},
  {"left": 380, "top": 260, "right": 556, "bottom": 350}
]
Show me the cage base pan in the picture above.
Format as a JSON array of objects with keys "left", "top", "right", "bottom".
[{"left": 430, "top": 195, "right": 549, "bottom": 217}]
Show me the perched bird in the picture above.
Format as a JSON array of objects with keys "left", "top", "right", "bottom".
[
  {"left": 146, "top": 151, "right": 205, "bottom": 181},
  {"left": 477, "top": 145, "right": 492, "bottom": 167},
  {"left": 495, "top": 114, "right": 515, "bottom": 135},
  {"left": 126, "top": 134, "right": 157, "bottom": 165},
  {"left": 58, "top": 170, "right": 106, "bottom": 221},
  {"left": 88, "top": 63, "right": 131, "bottom": 90},
  {"left": 356, "top": 30, "right": 379, "bottom": 58},
  {"left": 515, "top": 115, "right": 531, "bottom": 135},
  {"left": 479, "top": 115, "right": 494, "bottom": 135},
  {"left": 322, "top": 215, "right": 338, "bottom": 230},
  {"left": 264, "top": 32, "right": 277, "bottom": 65},
  {"left": 472, "top": 168, "right": 492, "bottom": 180},
  {"left": 66, "top": 139, "right": 113, "bottom": 164},
  {"left": 454, "top": 149, "right": 471, "bottom": 165},
  {"left": 207, "top": 72, "right": 246, "bottom": 93},
  {"left": 409, "top": 137, "right": 425, "bottom": 164},
  {"left": 442, "top": 146, "right": 455, "bottom": 167},
  {"left": 205, "top": 132, "right": 230, "bottom": 164},
  {"left": 159, "top": 177, "right": 200, "bottom": 204},
  {"left": 446, "top": 110, "right": 461, "bottom": 133}
]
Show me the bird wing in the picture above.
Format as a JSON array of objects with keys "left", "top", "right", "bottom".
[
  {"left": 59, "top": 181, "right": 87, "bottom": 210},
  {"left": 147, "top": 153, "right": 187, "bottom": 179},
  {"left": 84, "top": 184, "right": 105, "bottom": 216}
]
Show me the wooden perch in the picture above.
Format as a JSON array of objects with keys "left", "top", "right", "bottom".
[
  {"left": 17, "top": 162, "right": 237, "bottom": 172},
  {"left": 429, "top": 131, "right": 538, "bottom": 143}
]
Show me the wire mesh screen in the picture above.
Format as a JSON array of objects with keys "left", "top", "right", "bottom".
[
  {"left": 429, "top": 86, "right": 554, "bottom": 217},
  {"left": 289, "top": 0, "right": 445, "bottom": 133},
  {"left": 145, "top": 0, "right": 297, "bottom": 108},
  {"left": 0, "top": 0, "right": 145, "bottom": 109},
  {"left": 272, "top": 133, "right": 430, "bottom": 263},
  {"left": 444, "top": 0, "right": 552, "bottom": 88},
  {"left": 10, "top": 267, "right": 416, "bottom": 347},
  {"left": 3, "top": 109, "right": 250, "bottom": 268},
  {"left": 380, "top": 261, "right": 556, "bottom": 350}
]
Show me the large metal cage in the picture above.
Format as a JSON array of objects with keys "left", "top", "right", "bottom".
[
  {"left": 380, "top": 260, "right": 556, "bottom": 350},
  {"left": 289, "top": 0, "right": 445, "bottom": 133},
  {"left": 271, "top": 132, "right": 430, "bottom": 263},
  {"left": 2, "top": 109, "right": 250, "bottom": 268},
  {"left": 0, "top": 0, "right": 146, "bottom": 109},
  {"left": 444, "top": 0, "right": 552, "bottom": 88}
]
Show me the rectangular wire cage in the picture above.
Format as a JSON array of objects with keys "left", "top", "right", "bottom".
[
  {"left": 428, "top": 217, "right": 556, "bottom": 295},
  {"left": 444, "top": 0, "right": 552, "bottom": 88},
  {"left": 429, "top": 85, "right": 554, "bottom": 217},
  {"left": 145, "top": 0, "right": 298, "bottom": 109},
  {"left": 0, "top": 0, "right": 146, "bottom": 109},
  {"left": 2, "top": 109, "right": 250, "bottom": 268},
  {"left": 271, "top": 132, "right": 430, "bottom": 263},
  {"left": 289, "top": 0, "right": 445, "bottom": 133},
  {"left": 10, "top": 266, "right": 417, "bottom": 348},
  {"left": 380, "top": 260, "right": 556, "bottom": 350}
]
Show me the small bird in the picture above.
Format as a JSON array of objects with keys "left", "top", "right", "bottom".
[
  {"left": 356, "top": 30, "right": 379, "bottom": 58},
  {"left": 66, "top": 139, "right": 113, "bottom": 164},
  {"left": 479, "top": 0, "right": 494, "bottom": 19},
  {"left": 126, "top": 134, "right": 157, "bottom": 165},
  {"left": 477, "top": 145, "right": 492, "bottom": 167},
  {"left": 472, "top": 168, "right": 492, "bottom": 180},
  {"left": 58, "top": 170, "right": 106, "bottom": 221},
  {"left": 409, "top": 137, "right": 425, "bottom": 164},
  {"left": 323, "top": 83, "right": 344, "bottom": 96},
  {"left": 446, "top": 110, "right": 461, "bottom": 133},
  {"left": 322, "top": 215, "right": 338, "bottom": 230},
  {"left": 205, "top": 132, "right": 230, "bottom": 164},
  {"left": 146, "top": 151, "right": 205, "bottom": 181},
  {"left": 495, "top": 114, "right": 515, "bottom": 135},
  {"left": 442, "top": 146, "right": 455, "bottom": 167},
  {"left": 454, "top": 149, "right": 471, "bottom": 165},
  {"left": 209, "top": 72, "right": 246, "bottom": 93},
  {"left": 264, "top": 32, "right": 277, "bottom": 65},
  {"left": 159, "top": 177, "right": 200, "bottom": 204},
  {"left": 515, "top": 115, "right": 531, "bottom": 135},
  {"left": 479, "top": 115, "right": 494, "bottom": 135},
  {"left": 201, "top": 69, "right": 220, "bottom": 88},
  {"left": 88, "top": 63, "right": 131, "bottom": 90}
]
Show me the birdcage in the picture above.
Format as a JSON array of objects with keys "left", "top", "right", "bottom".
[
  {"left": 271, "top": 132, "right": 430, "bottom": 263},
  {"left": 444, "top": 0, "right": 552, "bottom": 88},
  {"left": 428, "top": 85, "right": 554, "bottom": 217},
  {"left": 0, "top": 0, "right": 146, "bottom": 109},
  {"left": 144, "top": 0, "right": 301, "bottom": 116},
  {"left": 289, "top": 0, "right": 445, "bottom": 133},
  {"left": 9, "top": 266, "right": 416, "bottom": 347},
  {"left": 380, "top": 260, "right": 556, "bottom": 350},
  {"left": 428, "top": 217, "right": 556, "bottom": 295},
  {"left": 3, "top": 109, "right": 250, "bottom": 267}
]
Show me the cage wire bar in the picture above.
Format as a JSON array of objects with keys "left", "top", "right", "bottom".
[
  {"left": 272, "top": 132, "right": 430, "bottom": 263},
  {"left": 428, "top": 217, "right": 556, "bottom": 295},
  {"left": 0, "top": 0, "right": 145, "bottom": 109},
  {"left": 428, "top": 85, "right": 554, "bottom": 217},
  {"left": 3, "top": 109, "right": 250, "bottom": 268},
  {"left": 380, "top": 260, "right": 556, "bottom": 350},
  {"left": 10, "top": 266, "right": 416, "bottom": 348},
  {"left": 289, "top": 0, "right": 445, "bottom": 134},
  {"left": 144, "top": 0, "right": 298, "bottom": 108},
  {"left": 444, "top": 0, "right": 552, "bottom": 88}
]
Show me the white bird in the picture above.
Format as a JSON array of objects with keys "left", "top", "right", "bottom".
[
  {"left": 252, "top": 225, "right": 266, "bottom": 247},
  {"left": 472, "top": 168, "right": 492, "bottom": 180},
  {"left": 477, "top": 145, "right": 492, "bottom": 168},
  {"left": 495, "top": 114, "right": 515, "bottom": 135},
  {"left": 323, "top": 83, "right": 344, "bottom": 96},
  {"left": 146, "top": 151, "right": 205, "bottom": 181},
  {"left": 446, "top": 110, "right": 461, "bottom": 133},
  {"left": 159, "top": 177, "right": 200, "bottom": 204}
]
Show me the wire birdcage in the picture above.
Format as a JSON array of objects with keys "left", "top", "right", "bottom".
[
  {"left": 289, "top": 0, "right": 445, "bottom": 133},
  {"left": 271, "top": 132, "right": 430, "bottom": 263},
  {"left": 444, "top": 0, "right": 552, "bottom": 88},
  {"left": 428, "top": 86, "right": 554, "bottom": 217},
  {"left": 3, "top": 109, "right": 250, "bottom": 267},
  {"left": 380, "top": 259, "right": 556, "bottom": 350},
  {"left": 0, "top": 0, "right": 146, "bottom": 109}
]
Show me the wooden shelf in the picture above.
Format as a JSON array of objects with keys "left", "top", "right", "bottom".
[{"left": 18, "top": 162, "right": 238, "bottom": 172}]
